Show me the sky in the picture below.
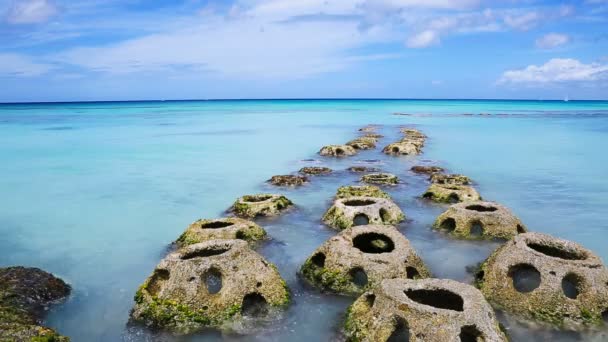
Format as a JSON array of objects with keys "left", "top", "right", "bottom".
[{"left": 0, "top": 0, "right": 607, "bottom": 102}]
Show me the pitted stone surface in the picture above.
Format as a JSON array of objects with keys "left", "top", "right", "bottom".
[
  {"left": 346, "top": 137, "right": 377, "bottom": 150},
  {"left": 382, "top": 141, "right": 421, "bottom": 155},
  {"left": 131, "top": 239, "right": 290, "bottom": 334},
  {"left": 336, "top": 185, "right": 390, "bottom": 199},
  {"left": 230, "top": 194, "right": 293, "bottom": 218},
  {"left": 360, "top": 173, "right": 399, "bottom": 186},
  {"left": 433, "top": 201, "right": 527, "bottom": 240},
  {"left": 430, "top": 173, "right": 472, "bottom": 186},
  {"left": 477, "top": 232, "right": 608, "bottom": 330},
  {"left": 175, "top": 217, "right": 267, "bottom": 247},
  {"left": 344, "top": 278, "right": 507, "bottom": 342},
  {"left": 411, "top": 165, "right": 445, "bottom": 174},
  {"left": 299, "top": 166, "right": 332, "bottom": 175},
  {"left": 300, "top": 225, "right": 429, "bottom": 296},
  {"left": 319, "top": 145, "right": 357, "bottom": 157},
  {"left": 268, "top": 175, "right": 308, "bottom": 187},
  {"left": 423, "top": 184, "right": 481, "bottom": 203},
  {"left": 347, "top": 166, "right": 380, "bottom": 173},
  {"left": 322, "top": 196, "right": 404, "bottom": 230}
]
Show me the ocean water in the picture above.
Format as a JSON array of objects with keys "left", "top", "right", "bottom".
[{"left": 1, "top": 99, "right": 607, "bottom": 341}]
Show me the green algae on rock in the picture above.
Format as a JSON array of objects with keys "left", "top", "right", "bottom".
[
  {"left": 344, "top": 278, "right": 507, "bottom": 342},
  {"left": 360, "top": 173, "right": 399, "bottom": 186},
  {"left": 410, "top": 165, "right": 445, "bottom": 175},
  {"left": 335, "top": 185, "right": 390, "bottom": 200},
  {"left": 175, "top": 217, "right": 267, "bottom": 247},
  {"left": 300, "top": 225, "right": 429, "bottom": 296},
  {"left": 347, "top": 166, "right": 380, "bottom": 173},
  {"left": 319, "top": 145, "right": 357, "bottom": 157},
  {"left": 131, "top": 239, "right": 290, "bottom": 334},
  {"left": 476, "top": 232, "right": 608, "bottom": 330},
  {"left": 383, "top": 127, "right": 427, "bottom": 156},
  {"left": 346, "top": 137, "right": 377, "bottom": 150},
  {"left": 268, "top": 175, "right": 308, "bottom": 187},
  {"left": 433, "top": 201, "right": 527, "bottom": 240},
  {"left": 322, "top": 196, "right": 404, "bottom": 230},
  {"left": 422, "top": 183, "right": 481, "bottom": 203},
  {"left": 430, "top": 173, "right": 472, "bottom": 186},
  {"left": 299, "top": 166, "right": 332, "bottom": 175},
  {"left": 0, "top": 266, "right": 71, "bottom": 341},
  {"left": 230, "top": 194, "right": 293, "bottom": 218}
]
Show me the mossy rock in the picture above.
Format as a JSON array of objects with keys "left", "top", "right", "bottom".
[
  {"left": 477, "top": 232, "right": 608, "bottom": 330},
  {"left": 430, "top": 173, "right": 472, "bottom": 186},
  {"left": 230, "top": 194, "right": 293, "bottom": 218},
  {"left": 175, "top": 217, "right": 267, "bottom": 247},
  {"left": 322, "top": 196, "right": 404, "bottom": 230},
  {"left": 267, "top": 175, "right": 308, "bottom": 187},
  {"left": 299, "top": 166, "right": 332, "bottom": 175},
  {"left": 422, "top": 184, "right": 481, "bottom": 203},
  {"left": 344, "top": 278, "right": 507, "bottom": 341},
  {"left": 433, "top": 201, "right": 527, "bottom": 240},
  {"left": 360, "top": 173, "right": 399, "bottom": 186},
  {"left": 382, "top": 141, "right": 421, "bottom": 156},
  {"left": 0, "top": 322, "right": 69, "bottom": 342},
  {"left": 346, "top": 137, "right": 377, "bottom": 150},
  {"left": 410, "top": 165, "right": 444, "bottom": 175},
  {"left": 335, "top": 186, "right": 390, "bottom": 199},
  {"left": 300, "top": 225, "right": 429, "bottom": 296},
  {"left": 347, "top": 166, "right": 380, "bottom": 173},
  {"left": 131, "top": 240, "right": 290, "bottom": 334},
  {"left": 319, "top": 145, "right": 357, "bottom": 157}
]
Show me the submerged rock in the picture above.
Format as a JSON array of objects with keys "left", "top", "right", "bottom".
[
  {"left": 346, "top": 137, "right": 377, "bottom": 150},
  {"left": 230, "top": 194, "right": 293, "bottom": 218},
  {"left": 268, "top": 175, "right": 308, "bottom": 187},
  {"left": 360, "top": 173, "right": 399, "bottom": 186},
  {"left": 411, "top": 165, "right": 444, "bottom": 174},
  {"left": 344, "top": 278, "right": 507, "bottom": 342},
  {"left": 336, "top": 185, "right": 390, "bottom": 199},
  {"left": 433, "top": 201, "right": 527, "bottom": 240},
  {"left": 347, "top": 166, "right": 380, "bottom": 173},
  {"left": 322, "top": 196, "right": 404, "bottom": 230},
  {"left": 358, "top": 125, "right": 379, "bottom": 133},
  {"left": 300, "top": 225, "right": 429, "bottom": 296},
  {"left": 175, "top": 217, "right": 267, "bottom": 247},
  {"left": 430, "top": 173, "right": 472, "bottom": 186},
  {"left": 299, "top": 166, "right": 332, "bottom": 175},
  {"left": 382, "top": 141, "right": 421, "bottom": 155},
  {"left": 131, "top": 239, "right": 290, "bottom": 334},
  {"left": 361, "top": 133, "right": 384, "bottom": 139},
  {"left": 400, "top": 127, "right": 427, "bottom": 139},
  {"left": 0, "top": 266, "right": 71, "bottom": 341},
  {"left": 477, "top": 232, "right": 608, "bottom": 330},
  {"left": 422, "top": 184, "right": 481, "bottom": 203},
  {"left": 319, "top": 145, "right": 357, "bottom": 157}
]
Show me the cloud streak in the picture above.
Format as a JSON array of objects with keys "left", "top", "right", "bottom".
[
  {"left": 499, "top": 58, "right": 608, "bottom": 84},
  {"left": 5, "top": 0, "right": 58, "bottom": 24}
]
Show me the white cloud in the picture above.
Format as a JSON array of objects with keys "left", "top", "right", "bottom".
[
  {"left": 504, "top": 11, "right": 541, "bottom": 31},
  {"left": 0, "top": 53, "right": 54, "bottom": 76},
  {"left": 6, "top": 0, "right": 58, "bottom": 24},
  {"left": 406, "top": 30, "right": 440, "bottom": 48},
  {"left": 499, "top": 58, "right": 608, "bottom": 84},
  {"left": 535, "top": 33, "right": 570, "bottom": 49}
]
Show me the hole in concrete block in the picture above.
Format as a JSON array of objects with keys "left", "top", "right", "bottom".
[
  {"left": 387, "top": 316, "right": 410, "bottom": 342},
  {"left": 469, "top": 221, "right": 484, "bottom": 237},
  {"left": 241, "top": 293, "right": 269, "bottom": 317},
  {"left": 527, "top": 242, "right": 587, "bottom": 260},
  {"left": 404, "top": 288, "right": 464, "bottom": 311},
  {"left": 353, "top": 233, "right": 395, "bottom": 253},
  {"left": 508, "top": 264, "right": 541, "bottom": 293},
  {"left": 343, "top": 199, "right": 376, "bottom": 207},
  {"left": 459, "top": 325, "right": 483, "bottom": 342},
  {"left": 562, "top": 273, "right": 583, "bottom": 299},
  {"left": 204, "top": 267, "right": 222, "bottom": 294},
  {"left": 353, "top": 214, "right": 370, "bottom": 226},
  {"left": 200, "top": 221, "right": 234, "bottom": 229},
  {"left": 147, "top": 269, "right": 170, "bottom": 296},
  {"left": 350, "top": 267, "right": 368, "bottom": 287},
  {"left": 406, "top": 267, "right": 420, "bottom": 279},
  {"left": 311, "top": 252, "right": 326, "bottom": 268},
  {"left": 181, "top": 246, "right": 230, "bottom": 260},
  {"left": 440, "top": 218, "right": 456, "bottom": 232},
  {"left": 465, "top": 205, "right": 497, "bottom": 212}
]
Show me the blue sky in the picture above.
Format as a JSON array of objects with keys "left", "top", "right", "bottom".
[{"left": 0, "top": 0, "right": 607, "bottom": 102}]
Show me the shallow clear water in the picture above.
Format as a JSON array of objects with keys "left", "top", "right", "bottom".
[{"left": 1, "top": 99, "right": 607, "bottom": 341}]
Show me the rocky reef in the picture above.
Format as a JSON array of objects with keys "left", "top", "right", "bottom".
[
  {"left": 175, "top": 217, "right": 267, "bottom": 247},
  {"left": 347, "top": 166, "right": 380, "bottom": 173},
  {"left": 346, "top": 137, "right": 378, "bottom": 150},
  {"left": 0, "top": 266, "right": 71, "bottom": 341},
  {"left": 423, "top": 184, "right": 481, "bottom": 203},
  {"left": 268, "top": 175, "right": 308, "bottom": 187},
  {"left": 299, "top": 166, "right": 332, "bottom": 175},
  {"left": 335, "top": 185, "right": 390, "bottom": 199},
  {"left": 433, "top": 201, "right": 527, "bottom": 240},
  {"left": 360, "top": 173, "right": 399, "bottom": 186},
  {"left": 322, "top": 196, "right": 404, "bottom": 230},
  {"left": 382, "top": 128, "right": 426, "bottom": 156},
  {"left": 411, "top": 165, "right": 444, "bottom": 175},
  {"left": 344, "top": 278, "right": 507, "bottom": 341},
  {"left": 319, "top": 145, "right": 357, "bottom": 157},
  {"left": 230, "top": 194, "right": 293, "bottom": 218},
  {"left": 131, "top": 239, "right": 290, "bottom": 334},
  {"left": 300, "top": 225, "right": 429, "bottom": 296},
  {"left": 476, "top": 232, "right": 608, "bottom": 330},
  {"left": 430, "top": 173, "right": 472, "bottom": 186}
]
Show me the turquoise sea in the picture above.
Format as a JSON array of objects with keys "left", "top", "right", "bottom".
[{"left": 1, "top": 99, "right": 608, "bottom": 341}]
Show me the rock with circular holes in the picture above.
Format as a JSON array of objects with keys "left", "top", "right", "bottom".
[
  {"left": 175, "top": 217, "right": 267, "bottom": 247},
  {"left": 322, "top": 196, "right": 404, "bottom": 230},
  {"left": 433, "top": 201, "right": 527, "bottom": 240},
  {"left": 346, "top": 137, "right": 377, "bottom": 150},
  {"left": 347, "top": 166, "right": 380, "bottom": 173},
  {"left": 131, "top": 239, "right": 290, "bottom": 334},
  {"left": 336, "top": 186, "right": 390, "bottom": 200},
  {"left": 430, "top": 173, "right": 472, "bottom": 186},
  {"left": 382, "top": 141, "right": 421, "bottom": 156},
  {"left": 319, "top": 145, "right": 357, "bottom": 157},
  {"left": 344, "top": 278, "right": 507, "bottom": 342},
  {"left": 0, "top": 267, "right": 71, "bottom": 342},
  {"left": 411, "top": 165, "right": 444, "bottom": 175},
  {"left": 400, "top": 128, "right": 426, "bottom": 139},
  {"left": 300, "top": 225, "right": 429, "bottom": 296},
  {"left": 230, "top": 194, "right": 293, "bottom": 218},
  {"left": 299, "top": 166, "right": 332, "bottom": 175},
  {"left": 360, "top": 173, "right": 399, "bottom": 186},
  {"left": 423, "top": 184, "right": 481, "bottom": 203},
  {"left": 268, "top": 175, "right": 308, "bottom": 187},
  {"left": 477, "top": 232, "right": 608, "bottom": 330}
]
